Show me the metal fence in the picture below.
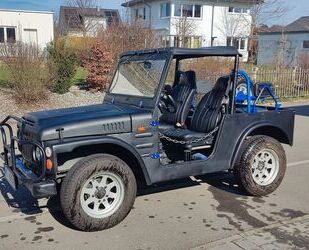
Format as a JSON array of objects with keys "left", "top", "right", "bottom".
[{"left": 253, "top": 68, "right": 309, "bottom": 98}]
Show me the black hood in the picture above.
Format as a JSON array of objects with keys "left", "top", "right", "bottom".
[{"left": 22, "top": 103, "right": 146, "bottom": 141}]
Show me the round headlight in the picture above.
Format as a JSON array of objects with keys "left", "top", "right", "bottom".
[
  {"left": 33, "top": 147, "right": 43, "bottom": 162},
  {"left": 45, "top": 147, "right": 52, "bottom": 158}
]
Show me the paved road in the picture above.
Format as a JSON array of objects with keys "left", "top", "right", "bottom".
[{"left": 0, "top": 102, "right": 309, "bottom": 250}]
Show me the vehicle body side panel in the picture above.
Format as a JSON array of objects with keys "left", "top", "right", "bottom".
[{"left": 147, "top": 109, "right": 295, "bottom": 184}]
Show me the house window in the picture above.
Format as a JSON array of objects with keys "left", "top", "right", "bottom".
[
  {"left": 161, "top": 36, "right": 170, "bottom": 47},
  {"left": 174, "top": 36, "right": 181, "bottom": 47},
  {"left": 228, "top": 7, "right": 249, "bottom": 14},
  {"left": 0, "top": 27, "right": 16, "bottom": 44},
  {"left": 174, "top": 4, "right": 182, "bottom": 17},
  {"left": 303, "top": 40, "right": 309, "bottom": 49},
  {"left": 227, "top": 37, "right": 247, "bottom": 50},
  {"left": 240, "top": 38, "right": 246, "bottom": 50},
  {"left": 134, "top": 9, "right": 139, "bottom": 20},
  {"left": 184, "top": 37, "right": 191, "bottom": 48},
  {"left": 134, "top": 8, "right": 146, "bottom": 20},
  {"left": 182, "top": 5, "right": 193, "bottom": 17},
  {"left": 193, "top": 37, "right": 202, "bottom": 48},
  {"left": 173, "top": 36, "right": 202, "bottom": 48},
  {"left": 194, "top": 5, "right": 201, "bottom": 18},
  {"left": 174, "top": 5, "right": 202, "bottom": 18},
  {"left": 0, "top": 28, "right": 4, "bottom": 43},
  {"left": 160, "top": 3, "right": 171, "bottom": 17}
]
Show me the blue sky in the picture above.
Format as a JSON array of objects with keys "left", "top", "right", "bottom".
[{"left": 0, "top": 0, "right": 308, "bottom": 25}]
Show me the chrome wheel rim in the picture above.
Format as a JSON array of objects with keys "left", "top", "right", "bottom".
[
  {"left": 251, "top": 149, "right": 280, "bottom": 186},
  {"left": 80, "top": 172, "right": 124, "bottom": 218}
]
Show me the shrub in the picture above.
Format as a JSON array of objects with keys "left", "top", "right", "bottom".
[
  {"left": 65, "top": 36, "right": 97, "bottom": 65},
  {"left": 83, "top": 41, "right": 113, "bottom": 91},
  {"left": 0, "top": 42, "right": 53, "bottom": 103},
  {"left": 48, "top": 39, "right": 77, "bottom": 94},
  {"left": 0, "top": 63, "right": 9, "bottom": 87},
  {"left": 81, "top": 22, "right": 159, "bottom": 91}
]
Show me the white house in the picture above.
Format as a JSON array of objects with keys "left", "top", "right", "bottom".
[
  {"left": 0, "top": 9, "right": 54, "bottom": 49},
  {"left": 59, "top": 6, "right": 120, "bottom": 37},
  {"left": 122, "top": 0, "right": 259, "bottom": 61},
  {"left": 258, "top": 16, "right": 309, "bottom": 67}
]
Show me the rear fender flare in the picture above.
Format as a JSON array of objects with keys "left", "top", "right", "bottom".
[{"left": 230, "top": 122, "right": 290, "bottom": 168}]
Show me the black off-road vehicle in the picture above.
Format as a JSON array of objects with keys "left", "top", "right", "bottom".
[{"left": 1, "top": 47, "right": 295, "bottom": 231}]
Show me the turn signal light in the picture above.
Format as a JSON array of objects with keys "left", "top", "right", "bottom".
[
  {"left": 137, "top": 126, "right": 146, "bottom": 133},
  {"left": 46, "top": 159, "right": 53, "bottom": 170}
]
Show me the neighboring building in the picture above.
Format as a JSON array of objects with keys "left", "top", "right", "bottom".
[
  {"left": 122, "top": 0, "right": 260, "bottom": 61},
  {"left": 258, "top": 16, "right": 309, "bottom": 66},
  {"left": 59, "top": 6, "right": 120, "bottom": 37},
  {"left": 0, "top": 9, "right": 54, "bottom": 48}
]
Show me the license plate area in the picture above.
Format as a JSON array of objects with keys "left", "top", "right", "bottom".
[{"left": 4, "top": 165, "right": 17, "bottom": 190}]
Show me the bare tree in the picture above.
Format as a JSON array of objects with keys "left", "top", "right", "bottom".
[
  {"left": 216, "top": 8, "right": 249, "bottom": 45},
  {"left": 173, "top": 16, "right": 197, "bottom": 48},
  {"left": 274, "top": 30, "right": 296, "bottom": 67},
  {"left": 65, "top": 0, "right": 101, "bottom": 37},
  {"left": 248, "top": 0, "right": 290, "bottom": 62},
  {"left": 251, "top": 0, "right": 289, "bottom": 26}
]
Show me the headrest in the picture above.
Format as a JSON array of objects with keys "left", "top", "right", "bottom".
[
  {"left": 213, "top": 76, "right": 230, "bottom": 92},
  {"left": 178, "top": 70, "right": 197, "bottom": 89}
]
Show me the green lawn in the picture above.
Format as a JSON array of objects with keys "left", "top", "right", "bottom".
[
  {"left": 0, "top": 64, "right": 9, "bottom": 87},
  {"left": 72, "top": 67, "right": 87, "bottom": 86}
]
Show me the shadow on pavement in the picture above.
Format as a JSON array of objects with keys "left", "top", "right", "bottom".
[
  {"left": 0, "top": 168, "right": 252, "bottom": 231},
  {"left": 0, "top": 168, "right": 43, "bottom": 215},
  {"left": 47, "top": 177, "right": 201, "bottom": 231},
  {"left": 48, "top": 173, "right": 246, "bottom": 231},
  {"left": 137, "top": 177, "right": 199, "bottom": 196},
  {"left": 196, "top": 171, "right": 246, "bottom": 196}
]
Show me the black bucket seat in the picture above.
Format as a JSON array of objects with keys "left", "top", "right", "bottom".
[
  {"left": 162, "top": 76, "right": 231, "bottom": 146},
  {"left": 160, "top": 71, "right": 197, "bottom": 128}
]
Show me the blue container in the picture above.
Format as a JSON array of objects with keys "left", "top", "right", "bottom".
[{"left": 192, "top": 153, "right": 208, "bottom": 160}]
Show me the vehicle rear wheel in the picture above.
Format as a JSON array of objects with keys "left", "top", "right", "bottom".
[
  {"left": 234, "top": 136, "right": 286, "bottom": 197},
  {"left": 60, "top": 154, "right": 136, "bottom": 231}
]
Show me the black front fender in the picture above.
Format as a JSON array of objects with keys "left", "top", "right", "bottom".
[{"left": 52, "top": 135, "right": 151, "bottom": 185}]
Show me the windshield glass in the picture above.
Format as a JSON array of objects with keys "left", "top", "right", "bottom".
[{"left": 109, "top": 53, "right": 167, "bottom": 98}]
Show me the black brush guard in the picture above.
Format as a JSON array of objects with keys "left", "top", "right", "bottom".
[{"left": 0, "top": 116, "right": 56, "bottom": 198}]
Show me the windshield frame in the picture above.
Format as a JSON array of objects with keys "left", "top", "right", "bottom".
[{"left": 105, "top": 51, "right": 172, "bottom": 109}]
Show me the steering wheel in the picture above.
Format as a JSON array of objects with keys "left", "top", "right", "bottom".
[{"left": 159, "top": 91, "right": 177, "bottom": 113}]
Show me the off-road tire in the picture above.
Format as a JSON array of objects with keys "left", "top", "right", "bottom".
[
  {"left": 60, "top": 154, "right": 136, "bottom": 231},
  {"left": 234, "top": 136, "right": 286, "bottom": 197}
]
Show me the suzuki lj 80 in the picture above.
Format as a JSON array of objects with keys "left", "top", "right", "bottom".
[{"left": 1, "top": 47, "right": 295, "bottom": 231}]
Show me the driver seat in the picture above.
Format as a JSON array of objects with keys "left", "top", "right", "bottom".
[
  {"left": 162, "top": 76, "right": 230, "bottom": 148},
  {"left": 160, "top": 71, "right": 197, "bottom": 129}
]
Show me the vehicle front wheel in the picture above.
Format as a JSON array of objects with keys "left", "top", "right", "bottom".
[
  {"left": 234, "top": 136, "right": 286, "bottom": 197},
  {"left": 60, "top": 154, "right": 136, "bottom": 231}
]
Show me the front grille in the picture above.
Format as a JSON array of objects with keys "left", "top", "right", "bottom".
[
  {"left": 19, "top": 132, "right": 43, "bottom": 176},
  {"left": 21, "top": 143, "right": 34, "bottom": 162},
  {"left": 20, "top": 135, "right": 35, "bottom": 162}
]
